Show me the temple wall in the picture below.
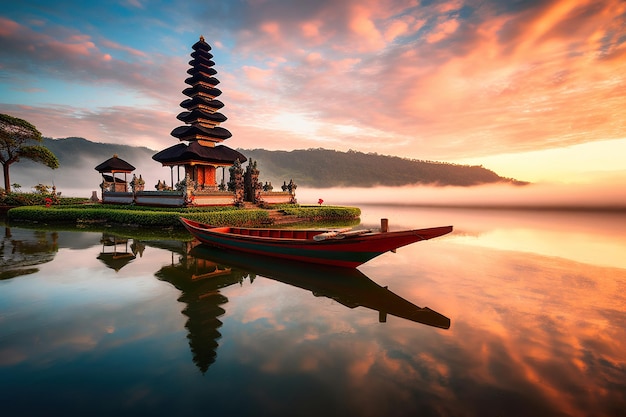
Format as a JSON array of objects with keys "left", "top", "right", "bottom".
[
  {"left": 193, "top": 192, "right": 235, "bottom": 206},
  {"left": 135, "top": 191, "right": 186, "bottom": 207},
  {"left": 102, "top": 190, "right": 235, "bottom": 207},
  {"left": 102, "top": 192, "right": 134, "bottom": 204},
  {"left": 260, "top": 191, "right": 293, "bottom": 205}
]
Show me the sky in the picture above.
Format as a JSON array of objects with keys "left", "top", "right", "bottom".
[{"left": 1, "top": 0, "right": 625, "bottom": 186}]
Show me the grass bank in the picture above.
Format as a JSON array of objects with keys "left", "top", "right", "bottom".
[{"left": 6, "top": 203, "right": 361, "bottom": 229}]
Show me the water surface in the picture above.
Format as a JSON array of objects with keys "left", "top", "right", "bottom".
[{"left": 1, "top": 206, "right": 625, "bottom": 416}]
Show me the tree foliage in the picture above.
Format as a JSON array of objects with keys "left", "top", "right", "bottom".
[{"left": 0, "top": 113, "right": 59, "bottom": 191}]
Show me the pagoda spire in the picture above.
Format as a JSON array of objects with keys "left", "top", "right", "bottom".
[
  {"left": 153, "top": 36, "right": 246, "bottom": 193},
  {"left": 171, "top": 36, "right": 232, "bottom": 146}
]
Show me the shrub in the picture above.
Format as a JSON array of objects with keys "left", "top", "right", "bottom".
[
  {"left": 7, "top": 205, "right": 271, "bottom": 228},
  {"left": 0, "top": 192, "right": 89, "bottom": 207},
  {"left": 281, "top": 205, "right": 361, "bottom": 219}
]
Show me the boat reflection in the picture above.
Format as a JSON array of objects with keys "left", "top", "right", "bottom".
[
  {"left": 155, "top": 244, "right": 450, "bottom": 373},
  {"left": 190, "top": 246, "right": 451, "bottom": 330}
]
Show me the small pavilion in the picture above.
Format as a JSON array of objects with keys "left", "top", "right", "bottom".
[
  {"left": 153, "top": 36, "right": 247, "bottom": 190},
  {"left": 95, "top": 155, "right": 135, "bottom": 192}
]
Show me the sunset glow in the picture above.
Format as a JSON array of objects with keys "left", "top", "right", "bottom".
[{"left": 1, "top": 0, "right": 625, "bottom": 188}]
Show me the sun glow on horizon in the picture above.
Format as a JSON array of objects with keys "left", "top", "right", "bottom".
[{"left": 450, "top": 138, "right": 626, "bottom": 184}]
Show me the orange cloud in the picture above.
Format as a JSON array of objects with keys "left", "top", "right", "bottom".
[
  {"left": 2, "top": 0, "right": 625, "bottom": 166},
  {"left": 346, "top": 4, "right": 386, "bottom": 51},
  {"left": 260, "top": 21, "right": 281, "bottom": 38},
  {"left": 426, "top": 18, "right": 460, "bottom": 43},
  {"left": 301, "top": 21, "right": 321, "bottom": 39}
]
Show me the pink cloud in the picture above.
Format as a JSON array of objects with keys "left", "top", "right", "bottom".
[
  {"left": 301, "top": 21, "right": 321, "bottom": 39},
  {"left": 384, "top": 18, "right": 411, "bottom": 42},
  {"left": 426, "top": 18, "right": 460, "bottom": 43},
  {"left": 0, "top": 103, "right": 176, "bottom": 151},
  {"left": 99, "top": 38, "right": 148, "bottom": 58},
  {"left": 305, "top": 52, "right": 323, "bottom": 64},
  {"left": 241, "top": 65, "right": 276, "bottom": 89},
  {"left": 2, "top": 0, "right": 625, "bottom": 163},
  {"left": 352, "top": 0, "right": 626, "bottom": 158},
  {"left": 260, "top": 21, "right": 281, "bottom": 38},
  {"left": 124, "top": 0, "right": 145, "bottom": 8},
  {"left": 346, "top": 4, "right": 386, "bottom": 51},
  {"left": 0, "top": 17, "right": 21, "bottom": 36},
  {"left": 0, "top": 18, "right": 184, "bottom": 104}
]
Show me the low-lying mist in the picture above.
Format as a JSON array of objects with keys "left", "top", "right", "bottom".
[
  {"left": 10, "top": 161, "right": 191, "bottom": 197},
  {"left": 9, "top": 162, "right": 626, "bottom": 210},
  {"left": 297, "top": 180, "right": 626, "bottom": 210}
]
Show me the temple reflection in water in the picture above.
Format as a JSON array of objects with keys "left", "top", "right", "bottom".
[{"left": 155, "top": 246, "right": 248, "bottom": 373}]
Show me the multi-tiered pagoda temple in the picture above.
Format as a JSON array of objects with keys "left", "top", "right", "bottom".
[
  {"left": 153, "top": 36, "right": 246, "bottom": 190},
  {"left": 94, "top": 36, "right": 294, "bottom": 207}
]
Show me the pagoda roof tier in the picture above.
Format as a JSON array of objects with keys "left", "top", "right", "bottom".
[
  {"left": 180, "top": 97, "right": 225, "bottom": 111},
  {"left": 177, "top": 109, "right": 227, "bottom": 124},
  {"left": 182, "top": 85, "right": 222, "bottom": 99},
  {"left": 95, "top": 155, "right": 135, "bottom": 173},
  {"left": 192, "top": 38, "right": 212, "bottom": 52},
  {"left": 185, "top": 75, "right": 220, "bottom": 86},
  {"left": 153, "top": 142, "right": 247, "bottom": 165},
  {"left": 191, "top": 50, "right": 214, "bottom": 60},
  {"left": 189, "top": 58, "right": 216, "bottom": 68},
  {"left": 187, "top": 66, "right": 217, "bottom": 77},
  {"left": 171, "top": 124, "right": 232, "bottom": 142},
  {"left": 187, "top": 64, "right": 217, "bottom": 77},
  {"left": 189, "top": 54, "right": 215, "bottom": 66}
]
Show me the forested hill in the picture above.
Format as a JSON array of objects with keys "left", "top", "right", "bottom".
[
  {"left": 240, "top": 148, "right": 527, "bottom": 187},
  {"left": 39, "top": 137, "right": 156, "bottom": 168},
  {"left": 13, "top": 138, "right": 526, "bottom": 192}
]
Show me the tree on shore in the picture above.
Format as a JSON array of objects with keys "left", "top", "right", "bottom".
[{"left": 0, "top": 114, "right": 59, "bottom": 192}]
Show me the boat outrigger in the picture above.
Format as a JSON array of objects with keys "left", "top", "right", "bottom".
[{"left": 180, "top": 217, "right": 453, "bottom": 268}]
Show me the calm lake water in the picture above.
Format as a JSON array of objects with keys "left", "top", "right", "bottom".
[{"left": 1, "top": 205, "right": 625, "bottom": 417}]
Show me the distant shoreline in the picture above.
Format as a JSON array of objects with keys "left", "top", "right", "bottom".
[{"left": 352, "top": 202, "right": 626, "bottom": 213}]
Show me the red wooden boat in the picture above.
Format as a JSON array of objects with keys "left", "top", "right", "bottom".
[{"left": 180, "top": 217, "right": 453, "bottom": 268}]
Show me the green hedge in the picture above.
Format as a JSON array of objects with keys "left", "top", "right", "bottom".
[
  {"left": 183, "top": 209, "right": 270, "bottom": 227},
  {"left": 7, "top": 205, "right": 271, "bottom": 228},
  {"left": 6, "top": 203, "right": 360, "bottom": 229},
  {"left": 0, "top": 193, "right": 89, "bottom": 206},
  {"left": 281, "top": 205, "right": 361, "bottom": 219}
]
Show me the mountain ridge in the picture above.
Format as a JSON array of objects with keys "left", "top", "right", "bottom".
[{"left": 8, "top": 137, "right": 527, "bottom": 195}]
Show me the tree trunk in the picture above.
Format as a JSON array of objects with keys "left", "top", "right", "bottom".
[{"left": 2, "top": 163, "right": 10, "bottom": 192}]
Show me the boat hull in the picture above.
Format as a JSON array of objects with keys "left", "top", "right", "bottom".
[{"left": 180, "top": 218, "right": 452, "bottom": 268}]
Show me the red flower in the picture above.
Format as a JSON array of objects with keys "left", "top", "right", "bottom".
[{"left": 318, "top": 198, "right": 324, "bottom": 205}]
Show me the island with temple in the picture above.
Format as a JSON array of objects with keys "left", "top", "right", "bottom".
[
  {"left": 95, "top": 36, "right": 297, "bottom": 209},
  {"left": 4, "top": 37, "right": 360, "bottom": 229}
]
